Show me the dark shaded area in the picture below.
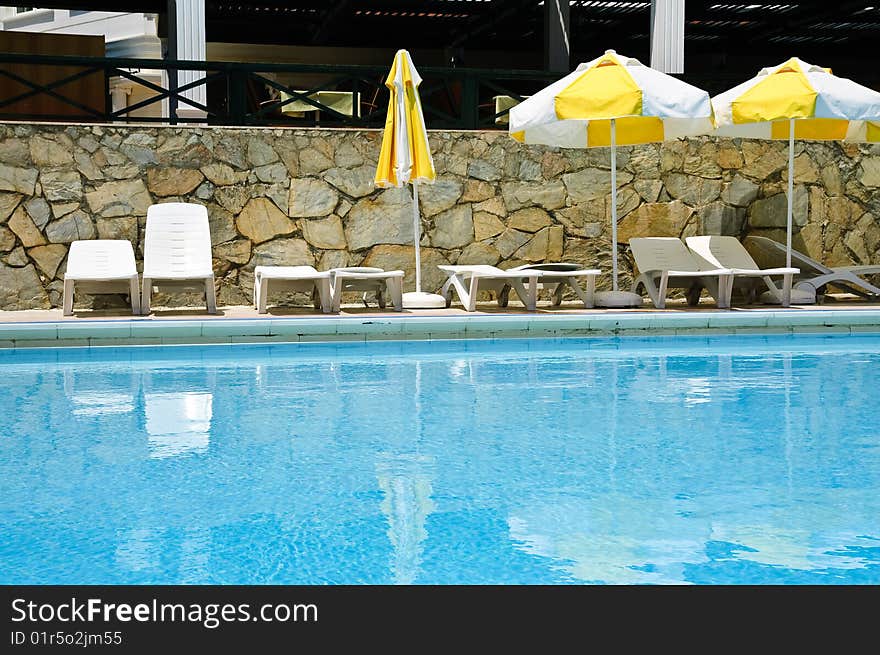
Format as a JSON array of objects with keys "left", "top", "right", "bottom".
[
  {"left": 15, "top": 2, "right": 880, "bottom": 91},
  {"left": 5, "top": 2, "right": 880, "bottom": 125}
]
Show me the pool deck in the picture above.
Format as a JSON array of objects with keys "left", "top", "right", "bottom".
[{"left": 1, "top": 296, "right": 879, "bottom": 348}]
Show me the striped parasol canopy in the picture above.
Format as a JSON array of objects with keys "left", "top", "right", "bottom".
[{"left": 509, "top": 50, "right": 713, "bottom": 306}]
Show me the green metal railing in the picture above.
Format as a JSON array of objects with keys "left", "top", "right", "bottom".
[{"left": 0, "top": 52, "right": 561, "bottom": 129}]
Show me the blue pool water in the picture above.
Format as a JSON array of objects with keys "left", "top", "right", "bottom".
[{"left": 1, "top": 333, "right": 879, "bottom": 585}]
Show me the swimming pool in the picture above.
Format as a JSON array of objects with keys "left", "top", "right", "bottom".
[{"left": 1, "top": 334, "right": 878, "bottom": 584}]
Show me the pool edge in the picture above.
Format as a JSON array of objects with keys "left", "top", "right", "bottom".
[{"left": 0, "top": 310, "right": 879, "bottom": 348}]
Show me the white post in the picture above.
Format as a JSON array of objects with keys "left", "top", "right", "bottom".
[
  {"left": 413, "top": 183, "right": 422, "bottom": 293},
  {"left": 650, "top": 0, "right": 685, "bottom": 74},
  {"left": 610, "top": 118, "right": 618, "bottom": 293},
  {"left": 175, "top": 0, "right": 207, "bottom": 121},
  {"left": 109, "top": 81, "right": 133, "bottom": 118},
  {"left": 787, "top": 118, "right": 795, "bottom": 270}
]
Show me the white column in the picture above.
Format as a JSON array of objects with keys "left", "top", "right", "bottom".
[
  {"left": 109, "top": 80, "right": 133, "bottom": 118},
  {"left": 650, "top": 0, "right": 685, "bottom": 74},
  {"left": 175, "top": 0, "right": 207, "bottom": 120}
]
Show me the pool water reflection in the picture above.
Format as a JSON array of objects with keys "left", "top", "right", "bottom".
[{"left": 1, "top": 334, "right": 878, "bottom": 584}]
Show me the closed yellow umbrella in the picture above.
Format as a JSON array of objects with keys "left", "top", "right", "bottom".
[{"left": 375, "top": 49, "right": 445, "bottom": 308}]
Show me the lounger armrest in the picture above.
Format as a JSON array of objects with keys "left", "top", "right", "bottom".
[
  {"left": 438, "top": 264, "right": 508, "bottom": 276},
  {"left": 145, "top": 272, "right": 214, "bottom": 281},
  {"left": 730, "top": 267, "right": 799, "bottom": 275},
  {"left": 520, "top": 268, "right": 602, "bottom": 277},
  {"left": 65, "top": 272, "right": 137, "bottom": 281},
  {"left": 835, "top": 265, "right": 880, "bottom": 274},
  {"left": 255, "top": 266, "right": 330, "bottom": 279},
  {"left": 662, "top": 268, "right": 732, "bottom": 277},
  {"left": 332, "top": 269, "right": 404, "bottom": 279}
]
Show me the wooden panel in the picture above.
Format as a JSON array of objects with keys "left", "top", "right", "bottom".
[{"left": 0, "top": 31, "right": 106, "bottom": 120}]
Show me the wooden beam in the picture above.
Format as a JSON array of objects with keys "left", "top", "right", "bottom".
[
  {"left": 311, "top": 0, "right": 350, "bottom": 45},
  {"left": 545, "top": 0, "right": 571, "bottom": 72}
]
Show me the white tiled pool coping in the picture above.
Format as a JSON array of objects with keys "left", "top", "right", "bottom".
[{"left": 0, "top": 309, "right": 878, "bottom": 348}]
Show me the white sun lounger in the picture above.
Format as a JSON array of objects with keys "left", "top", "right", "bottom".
[
  {"left": 141, "top": 203, "right": 217, "bottom": 315},
  {"left": 504, "top": 263, "right": 602, "bottom": 309},
  {"left": 685, "top": 235, "right": 800, "bottom": 307},
  {"left": 439, "top": 265, "right": 530, "bottom": 311},
  {"left": 328, "top": 267, "right": 404, "bottom": 312},
  {"left": 438, "top": 264, "right": 600, "bottom": 311},
  {"left": 744, "top": 235, "right": 880, "bottom": 299},
  {"left": 253, "top": 265, "right": 333, "bottom": 314},
  {"left": 63, "top": 239, "right": 140, "bottom": 316},
  {"left": 629, "top": 237, "right": 735, "bottom": 309}
]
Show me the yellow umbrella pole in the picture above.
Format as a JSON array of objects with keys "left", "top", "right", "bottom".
[{"left": 786, "top": 118, "right": 794, "bottom": 270}]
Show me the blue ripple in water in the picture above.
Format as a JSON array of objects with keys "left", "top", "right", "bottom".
[{"left": 0, "top": 333, "right": 878, "bottom": 584}]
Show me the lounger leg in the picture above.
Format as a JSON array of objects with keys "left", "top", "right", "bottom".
[
  {"left": 631, "top": 276, "right": 647, "bottom": 303},
  {"left": 445, "top": 273, "right": 475, "bottom": 311},
  {"left": 801, "top": 271, "right": 880, "bottom": 297},
  {"left": 717, "top": 274, "right": 733, "bottom": 309},
  {"left": 508, "top": 279, "right": 531, "bottom": 310},
  {"left": 781, "top": 273, "right": 792, "bottom": 307},
  {"left": 531, "top": 276, "right": 541, "bottom": 310},
  {"left": 565, "top": 276, "right": 595, "bottom": 309},
  {"left": 141, "top": 277, "right": 151, "bottom": 315},
  {"left": 552, "top": 282, "right": 565, "bottom": 307},
  {"left": 62, "top": 279, "right": 75, "bottom": 316},
  {"left": 376, "top": 287, "right": 386, "bottom": 309},
  {"left": 466, "top": 276, "right": 479, "bottom": 312},
  {"left": 498, "top": 284, "right": 510, "bottom": 307},
  {"left": 525, "top": 276, "right": 539, "bottom": 311},
  {"left": 585, "top": 274, "right": 596, "bottom": 309},
  {"left": 441, "top": 275, "right": 455, "bottom": 308},
  {"left": 253, "top": 273, "right": 260, "bottom": 310},
  {"left": 657, "top": 272, "right": 669, "bottom": 310},
  {"left": 761, "top": 276, "right": 784, "bottom": 306},
  {"left": 257, "top": 276, "right": 270, "bottom": 314},
  {"left": 129, "top": 275, "right": 140, "bottom": 315},
  {"left": 205, "top": 276, "right": 217, "bottom": 314},
  {"left": 331, "top": 275, "right": 344, "bottom": 313},
  {"left": 386, "top": 277, "right": 403, "bottom": 312},
  {"left": 636, "top": 275, "right": 662, "bottom": 309},
  {"left": 317, "top": 278, "right": 333, "bottom": 313}
]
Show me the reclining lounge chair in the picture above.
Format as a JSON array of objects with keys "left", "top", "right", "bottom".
[
  {"left": 438, "top": 263, "right": 601, "bottom": 311},
  {"left": 141, "top": 203, "right": 217, "bottom": 314},
  {"left": 685, "top": 235, "right": 801, "bottom": 307},
  {"left": 329, "top": 267, "right": 404, "bottom": 312},
  {"left": 744, "top": 235, "right": 880, "bottom": 301},
  {"left": 253, "top": 265, "right": 333, "bottom": 313},
  {"left": 629, "top": 237, "right": 734, "bottom": 309}
]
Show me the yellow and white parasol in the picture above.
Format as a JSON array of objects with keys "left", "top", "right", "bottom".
[
  {"left": 375, "top": 49, "right": 444, "bottom": 308},
  {"left": 509, "top": 50, "right": 714, "bottom": 307}
]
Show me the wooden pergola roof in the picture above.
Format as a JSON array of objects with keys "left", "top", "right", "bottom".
[{"left": 16, "top": 2, "right": 880, "bottom": 89}]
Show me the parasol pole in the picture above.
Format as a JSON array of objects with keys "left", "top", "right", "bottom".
[
  {"left": 786, "top": 118, "right": 794, "bottom": 270},
  {"left": 413, "top": 182, "right": 422, "bottom": 293},
  {"left": 610, "top": 118, "right": 619, "bottom": 293}
]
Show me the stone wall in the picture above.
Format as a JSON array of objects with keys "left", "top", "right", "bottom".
[{"left": 1, "top": 122, "right": 879, "bottom": 310}]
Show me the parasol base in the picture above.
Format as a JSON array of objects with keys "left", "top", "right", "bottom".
[
  {"left": 403, "top": 291, "right": 447, "bottom": 309},
  {"left": 758, "top": 287, "right": 816, "bottom": 305},
  {"left": 594, "top": 290, "right": 643, "bottom": 308}
]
